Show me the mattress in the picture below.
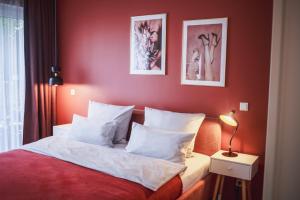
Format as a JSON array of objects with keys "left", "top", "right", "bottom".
[
  {"left": 180, "top": 153, "right": 210, "bottom": 192},
  {"left": 114, "top": 143, "right": 211, "bottom": 192}
]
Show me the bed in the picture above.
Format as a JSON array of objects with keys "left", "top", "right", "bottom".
[{"left": 0, "top": 109, "right": 221, "bottom": 200}]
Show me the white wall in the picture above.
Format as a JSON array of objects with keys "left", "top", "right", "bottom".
[{"left": 264, "top": 0, "right": 300, "bottom": 199}]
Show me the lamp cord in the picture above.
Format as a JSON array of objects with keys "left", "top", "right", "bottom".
[{"left": 54, "top": 0, "right": 57, "bottom": 66}]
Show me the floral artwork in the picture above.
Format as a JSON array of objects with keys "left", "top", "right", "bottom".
[{"left": 130, "top": 14, "right": 166, "bottom": 75}]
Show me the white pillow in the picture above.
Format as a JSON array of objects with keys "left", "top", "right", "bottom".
[
  {"left": 144, "top": 107, "right": 205, "bottom": 157},
  {"left": 126, "top": 122, "right": 195, "bottom": 164},
  {"left": 67, "top": 114, "right": 117, "bottom": 147},
  {"left": 88, "top": 101, "right": 134, "bottom": 144}
]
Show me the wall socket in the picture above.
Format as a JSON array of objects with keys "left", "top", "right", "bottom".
[
  {"left": 240, "top": 102, "right": 249, "bottom": 111},
  {"left": 235, "top": 179, "right": 242, "bottom": 187},
  {"left": 70, "top": 89, "right": 76, "bottom": 96}
]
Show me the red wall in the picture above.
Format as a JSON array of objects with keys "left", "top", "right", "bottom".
[{"left": 57, "top": 0, "right": 273, "bottom": 199}]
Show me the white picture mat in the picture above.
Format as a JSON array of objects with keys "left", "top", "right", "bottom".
[
  {"left": 130, "top": 13, "right": 167, "bottom": 75},
  {"left": 181, "top": 17, "right": 228, "bottom": 87}
]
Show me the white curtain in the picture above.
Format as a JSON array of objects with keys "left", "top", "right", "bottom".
[{"left": 0, "top": 0, "right": 25, "bottom": 152}]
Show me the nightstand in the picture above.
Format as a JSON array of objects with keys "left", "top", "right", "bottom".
[
  {"left": 53, "top": 124, "right": 71, "bottom": 136},
  {"left": 209, "top": 150, "right": 259, "bottom": 200}
]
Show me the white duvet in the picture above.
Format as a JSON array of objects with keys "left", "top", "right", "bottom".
[{"left": 21, "top": 136, "right": 186, "bottom": 191}]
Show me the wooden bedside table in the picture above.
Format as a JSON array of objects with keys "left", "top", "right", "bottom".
[
  {"left": 53, "top": 124, "right": 71, "bottom": 136},
  {"left": 209, "top": 150, "right": 259, "bottom": 200}
]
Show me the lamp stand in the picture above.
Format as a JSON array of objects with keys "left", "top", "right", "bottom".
[
  {"left": 222, "top": 148, "right": 238, "bottom": 157},
  {"left": 222, "top": 125, "right": 239, "bottom": 157}
]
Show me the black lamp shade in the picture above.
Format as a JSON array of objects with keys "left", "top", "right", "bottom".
[
  {"left": 49, "top": 65, "right": 63, "bottom": 86},
  {"left": 49, "top": 76, "right": 63, "bottom": 86}
]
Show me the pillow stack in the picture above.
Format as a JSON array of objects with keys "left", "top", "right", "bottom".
[
  {"left": 126, "top": 107, "right": 205, "bottom": 164},
  {"left": 126, "top": 122, "right": 195, "bottom": 164},
  {"left": 68, "top": 114, "right": 117, "bottom": 147},
  {"left": 66, "top": 101, "right": 134, "bottom": 146},
  {"left": 144, "top": 107, "right": 205, "bottom": 158},
  {"left": 88, "top": 101, "right": 134, "bottom": 144}
]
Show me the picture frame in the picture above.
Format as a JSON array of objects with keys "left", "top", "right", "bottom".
[
  {"left": 181, "top": 18, "right": 228, "bottom": 87},
  {"left": 130, "top": 13, "right": 166, "bottom": 75}
]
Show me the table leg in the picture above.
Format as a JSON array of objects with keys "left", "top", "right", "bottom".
[
  {"left": 242, "top": 180, "right": 247, "bottom": 200},
  {"left": 247, "top": 181, "right": 252, "bottom": 200},
  {"left": 219, "top": 175, "right": 225, "bottom": 199},
  {"left": 213, "top": 174, "right": 221, "bottom": 200}
]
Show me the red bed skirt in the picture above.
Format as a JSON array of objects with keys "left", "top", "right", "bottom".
[{"left": 0, "top": 150, "right": 182, "bottom": 200}]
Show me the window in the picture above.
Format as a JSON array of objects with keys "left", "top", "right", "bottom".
[{"left": 0, "top": 1, "right": 25, "bottom": 152}]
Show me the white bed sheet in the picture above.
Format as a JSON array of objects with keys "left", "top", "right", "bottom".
[
  {"left": 53, "top": 125, "right": 210, "bottom": 192},
  {"left": 180, "top": 152, "right": 210, "bottom": 192},
  {"left": 114, "top": 143, "right": 210, "bottom": 192}
]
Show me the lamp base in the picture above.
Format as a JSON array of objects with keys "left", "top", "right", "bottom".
[{"left": 222, "top": 151, "right": 238, "bottom": 157}]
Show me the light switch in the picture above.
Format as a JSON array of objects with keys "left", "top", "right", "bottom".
[
  {"left": 240, "top": 102, "right": 248, "bottom": 111},
  {"left": 70, "top": 89, "right": 76, "bottom": 96}
]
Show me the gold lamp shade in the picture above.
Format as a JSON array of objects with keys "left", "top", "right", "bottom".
[
  {"left": 219, "top": 110, "right": 239, "bottom": 157},
  {"left": 219, "top": 111, "right": 238, "bottom": 127}
]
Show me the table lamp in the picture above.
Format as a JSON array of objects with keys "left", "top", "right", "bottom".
[{"left": 219, "top": 110, "right": 239, "bottom": 157}]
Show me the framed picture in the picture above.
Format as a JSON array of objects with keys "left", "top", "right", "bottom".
[
  {"left": 181, "top": 18, "right": 228, "bottom": 87},
  {"left": 130, "top": 13, "right": 166, "bottom": 75}
]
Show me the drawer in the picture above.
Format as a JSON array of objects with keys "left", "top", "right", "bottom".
[{"left": 210, "top": 159, "right": 252, "bottom": 180}]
